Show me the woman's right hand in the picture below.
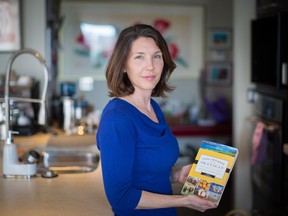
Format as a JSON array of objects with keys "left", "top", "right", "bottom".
[{"left": 183, "top": 194, "right": 218, "bottom": 212}]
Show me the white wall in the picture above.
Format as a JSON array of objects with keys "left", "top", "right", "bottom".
[
  {"left": 0, "top": 0, "right": 46, "bottom": 82},
  {"left": 23, "top": 0, "right": 46, "bottom": 57},
  {"left": 233, "top": 0, "right": 256, "bottom": 213}
]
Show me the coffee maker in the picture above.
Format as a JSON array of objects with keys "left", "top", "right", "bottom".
[{"left": 51, "top": 82, "right": 89, "bottom": 135}]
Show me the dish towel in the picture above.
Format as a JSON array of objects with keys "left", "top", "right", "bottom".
[{"left": 251, "top": 122, "right": 267, "bottom": 165}]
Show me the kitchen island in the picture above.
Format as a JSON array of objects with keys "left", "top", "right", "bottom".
[{"left": 0, "top": 133, "right": 113, "bottom": 216}]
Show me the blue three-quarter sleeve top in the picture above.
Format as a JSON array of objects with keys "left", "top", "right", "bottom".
[{"left": 96, "top": 98, "right": 179, "bottom": 216}]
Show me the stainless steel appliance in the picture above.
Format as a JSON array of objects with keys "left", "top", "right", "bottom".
[{"left": 250, "top": 89, "right": 288, "bottom": 215}]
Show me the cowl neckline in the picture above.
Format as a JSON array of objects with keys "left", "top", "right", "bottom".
[{"left": 112, "top": 98, "right": 167, "bottom": 137}]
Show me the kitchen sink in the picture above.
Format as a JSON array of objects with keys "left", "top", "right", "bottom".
[
  {"left": 21, "top": 134, "right": 100, "bottom": 175},
  {"left": 37, "top": 148, "right": 100, "bottom": 174},
  {"left": 23, "top": 145, "right": 100, "bottom": 175}
]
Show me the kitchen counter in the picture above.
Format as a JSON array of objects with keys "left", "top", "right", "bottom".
[
  {"left": 0, "top": 133, "right": 113, "bottom": 216},
  {"left": 0, "top": 168, "right": 192, "bottom": 216},
  {"left": 0, "top": 165, "right": 113, "bottom": 216},
  {"left": 169, "top": 123, "right": 232, "bottom": 137}
]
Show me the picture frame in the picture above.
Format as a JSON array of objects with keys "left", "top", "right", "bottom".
[
  {"left": 208, "top": 29, "right": 232, "bottom": 49},
  {"left": 59, "top": 2, "right": 205, "bottom": 81},
  {"left": 208, "top": 49, "right": 231, "bottom": 62},
  {"left": 0, "top": 0, "right": 22, "bottom": 52},
  {"left": 206, "top": 63, "right": 232, "bottom": 86}
]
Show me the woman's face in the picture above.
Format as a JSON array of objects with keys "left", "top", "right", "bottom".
[{"left": 125, "top": 37, "right": 164, "bottom": 94}]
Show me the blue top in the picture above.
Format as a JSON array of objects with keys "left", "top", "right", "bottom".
[{"left": 96, "top": 98, "right": 179, "bottom": 216}]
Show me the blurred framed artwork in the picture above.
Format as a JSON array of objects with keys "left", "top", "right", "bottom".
[
  {"left": 0, "top": 0, "right": 21, "bottom": 52},
  {"left": 59, "top": 2, "right": 205, "bottom": 80},
  {"left": 208, "top": 49, "right": 231, "bottom": 62},
  {"left": 206, "top": 63, "right": 232, "bottom": 86},
  {"left": 208, "top": 29, "right": 232, "bottom": 49}
]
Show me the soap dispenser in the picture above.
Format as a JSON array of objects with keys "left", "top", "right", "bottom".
[
  {"left": 3, "top": 131, "right": 37, "bottom": 178},
  {"left": 3, "top": 131, "right": 20, "bottom": 175}
]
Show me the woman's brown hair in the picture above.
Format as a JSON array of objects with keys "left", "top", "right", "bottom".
[{"left": 106, "top": 24, "right": 176, "bottom": 98}]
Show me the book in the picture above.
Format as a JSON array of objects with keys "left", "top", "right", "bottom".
[{"left": 181, "top": 140, "right": 238, "bottom": 205}]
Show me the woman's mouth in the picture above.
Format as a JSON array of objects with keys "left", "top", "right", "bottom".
[{"left": 143, "top": 75, "right": 156, "bottom": 81}]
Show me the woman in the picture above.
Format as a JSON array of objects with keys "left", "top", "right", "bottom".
[{"left": 96, "top": 24, "right": 217, "bottom": 216}]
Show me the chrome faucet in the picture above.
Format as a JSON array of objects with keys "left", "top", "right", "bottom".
[{"left": 2, "top": 48, "right": 48, "bottom": 178}]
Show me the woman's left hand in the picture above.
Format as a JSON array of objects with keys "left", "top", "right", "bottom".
[{"left": 177, "top": 164, "right": 192, "bottom": 183}]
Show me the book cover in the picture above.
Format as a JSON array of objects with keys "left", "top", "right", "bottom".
[{"left": 181, "top": 140, "right": 238, "bottom": 205}]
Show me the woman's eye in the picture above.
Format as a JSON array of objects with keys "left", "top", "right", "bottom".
[
  {"left": 135, "top": 55, "right": 143, "bottom": 60},
  {"left": 154, "top": 54, "right": 162, "bottom": 59}
]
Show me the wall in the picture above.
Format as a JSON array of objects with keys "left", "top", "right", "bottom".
[
  {"left": 233, "top": 0, "right": 256, "bottom": 213},
  {"left": 58, "top": 0, "right": 233, "bottom": 114}
]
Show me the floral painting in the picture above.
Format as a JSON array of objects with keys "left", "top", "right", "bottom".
[
  {"left": 74, "top": 18, "right": 188, "bottom": 70},
  {"left": 60, "top": 3, "right": 204, "bottom": 80},
  {"left": 0, "top": 0, "right": 21, "bottom": 51}
]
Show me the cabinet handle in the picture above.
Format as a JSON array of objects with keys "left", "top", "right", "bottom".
[
  {"left": 282, "top": 63, "right": 287, "bottom": 85},
  {"left": 283, "top": 143, "right": 288, "bottom": 156}
]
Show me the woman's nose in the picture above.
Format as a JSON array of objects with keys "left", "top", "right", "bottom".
[{"left": 146, "top": 58, "right": 154, "bottom": 70}]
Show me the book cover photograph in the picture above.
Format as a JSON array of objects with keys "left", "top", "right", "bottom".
[{"left": 181, "top": 140, "right": 238, "bottom": 205}]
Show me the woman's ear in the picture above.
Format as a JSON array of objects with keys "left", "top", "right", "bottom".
[{"left": 123, "top": 65, "right": 128, "bottom": 73}]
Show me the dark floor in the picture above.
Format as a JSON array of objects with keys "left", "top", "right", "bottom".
[{"left": 175, "top": 177, "right": 234, "bottom": 216}]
